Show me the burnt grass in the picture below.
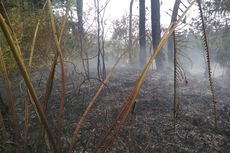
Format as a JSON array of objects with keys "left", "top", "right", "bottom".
[{"left": 1, "top": 66, "right": 230, "bottom": 153}]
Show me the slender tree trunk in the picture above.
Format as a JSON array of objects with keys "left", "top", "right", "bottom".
[
  {"left": 168, "top": 0, "right": 181, "bottom": 65},
  {"left": 101, "top": 14, "right": 106, "bottom": 80},
  {"left": 95, "top": 0, "right": 107, "bottom": 80},
  {"left": 20, "top": 0, "right": 24, "bottom": 11},
  {"left": 77, "top": 0, "right": 83, "bottom": 35},
  {"left": 139, "top": 0, "right": 146, "bottom": 67},
  {"left": 0, "top": 92, "right": 8, "bottom": 119},
  {"left": 151, "top": 0, "right": 166, "bottom": 71},
  {"left": 77, "top": 0, "right": 90, "bottom": 79},
  {"left": 95, "top": 0, "right": 102, "bottom": 79},
  {"left": 129, "top": 0, "right": 134, "bottom": 64}
]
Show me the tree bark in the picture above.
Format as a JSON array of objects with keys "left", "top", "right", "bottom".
[
  {"left": 129, "top": 0, "right": 134, "bottom": 64},
  {"left": 95, "top": 0, "right": 102, "bottom": 79},
  {"left": 151, "top": 0, "right": 166, "bottom": 71},
  {"left": 77, "top": 0, "right": 90, "bottom": 78},
  {"left": 139, "top": 0, "right": 146, "bottom": 67},
  {"left": 77, "top": 0, "right": 83, "bottom": 36},
  {"left": 168, "top": 0, "right": 181, "bottom": 65}
]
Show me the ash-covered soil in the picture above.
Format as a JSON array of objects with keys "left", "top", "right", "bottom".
[{"left": 1, "top": 66, "right": 230, "bottom": 153}]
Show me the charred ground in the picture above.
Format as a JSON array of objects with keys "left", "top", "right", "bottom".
[{"left": 1, "top": 66, "right": 229, "bottom": 153}]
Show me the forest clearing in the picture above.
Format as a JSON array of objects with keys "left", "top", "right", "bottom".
[{"left": 0, "top": 0, "right": 229, "bottom": 152}]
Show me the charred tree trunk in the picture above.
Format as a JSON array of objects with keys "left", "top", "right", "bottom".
[
  {"left": 168, "top": 0, "right": 181, "bottom": 65},
  {"left": 95, "top": 0, "right": 107, "bottom": 80},
  {"left": 151, "top": 0, "right": 166, "bottom": 71},
  {"left": 101, "top": 11, "right": 106, "bottom": 80},
  {"left": 129, "top": 0, "right": 134, "bottom": 64},
  {"left": 95, "top": 0, "right": 102, "bottom": 79},
  {"left": 77, "top": 0, "right": 83, "bottom": 35},
  {"left": 77, "top": 0, "right": 90, "bottom": 79},
  {"left": 0, "top": 92, "right": 8, "bottom": 119},
  {"left": 139, "top": 0, "right": 146, "bottom": 68}
]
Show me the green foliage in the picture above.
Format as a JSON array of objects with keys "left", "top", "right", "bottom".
[
  {"left": 215, "top": 27, "right": 230, "bottom": 67},
  {"left": 0, "top": 30, "right": 17, "bottom": 70},
  {"left": 206, "top": 0, "right": 230, "bottom": 14},
  {"left": 112, "top": 14, "right": 138, "bottom": 42},
  {"left": 190, "top": 0, "right": 230, "bottom": 68},
  {"left": 110, "top": 14, "right": 139, "bottom": 58},
  {"left": 0, "top": 7, "right": 53, "bottom": 69}
]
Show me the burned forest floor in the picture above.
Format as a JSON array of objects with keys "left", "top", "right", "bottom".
[{"left": 1, "top": 66, "right": 230, "bottom": 153}]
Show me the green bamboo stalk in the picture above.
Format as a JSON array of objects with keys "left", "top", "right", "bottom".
[
  {"left": 43, "top": 0, "right": 70, "bottom": 112},
  {"left": 0, "top": 1, "right": 22, "bottom": 55},
  {"left": 0, "top": 14, "right": 58, "bottom": 153},
  {"left": 24, "top": 2, "right": 47, "bottom": 149},
  {"left": 41, "top": 2, "right": 70, "bottom": 151},
  {"left": 47, "top": 0, "right": 66, "bottom": 152},
  {"left": 29, "top": 23, "right": 40, "bottom": 69},
  {"left": 24, "top": 21, "right": 41, "bottom": 152}
]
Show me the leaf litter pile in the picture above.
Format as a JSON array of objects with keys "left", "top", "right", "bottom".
[{"left": 1, "top": 66, "right": 229, "bottom": 153}]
